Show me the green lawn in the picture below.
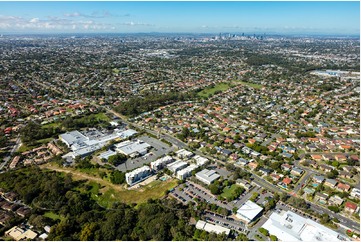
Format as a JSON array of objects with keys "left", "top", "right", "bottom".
[
  {"left": 221, "top": 184, "right": 240, "bottom": 199},
  {"left": 18, "top": 144, "right": 35, "bottom": 153},
  {"left": 238, "top": 81, "right": 263, "bottom": 89},
  {"left": 18, "top": 138, "right": 53, "bottom": 153},
  {"left": 197, "top": 83, "right": 231, "bottom": 98},
  {"left": 93, "top": 179, "right": 178, "bottom": 207},
  {"left": 44, "top": 211, "right": 62, "bottom": 221},
  {"left": 42, "top": 122, "right": 62, "bottom": 129}
]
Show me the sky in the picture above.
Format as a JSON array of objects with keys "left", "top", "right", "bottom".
[{"left": 0, "top": 1, "right": 359, "bottom": 35}]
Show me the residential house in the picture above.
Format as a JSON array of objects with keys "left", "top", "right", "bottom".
[
  {"left": 311, "top": 154, "right": 323, "bottom": 161},
  {"left": 290, "top": 167, "right": 304, "bottom": 176},
  {"left": 281, "top": 163, "right": 292, "bottom": 171},
  {"left": 350, "top": 188, "right": 360, "bottom": 199},
  {"left": 313, "top": 175, "right": 325, "bottom": 184},
  {"left": 248, "top": 162, "right": 258, "bottom": 170},
  {"left": 270, "top": 173, "right": 281, "bottom": 182},
  {"left": 339, "top": 171, "right": 353, "bottom": 179},
  {"left": 259, "top": 168, "right": 271, "bottom": 176},
  {"left": 344, "top": 201, "right": 358, "bottom": 214},
  {"left": 328, "top": 195, "right": 344, "bottom": 206},
  {"left": 336, "top": 183, "right": 351, "bottom": 192},
  {"left": 314, "top": 192, "right": 328, "bottom": 204},
  {"left": 319, "top": 164, "right": 333, "bottom": 173},
  {"left": 324, "top": 179, "right": 338, "bottom": 188},
  {"left": 282, "top": 177, "right": 292, "bottom": 187},
  {"left": 236, "top": 179, "right": 252, "bottom": 191}
]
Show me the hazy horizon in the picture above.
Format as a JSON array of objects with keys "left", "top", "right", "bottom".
[{"left": 0, "top": 1, "right": 359, "bottom": 35}]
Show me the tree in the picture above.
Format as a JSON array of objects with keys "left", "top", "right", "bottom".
[
  {"left": 108, "top": 153, "right": 127, "bottom": 166},
  {"left": 258, "top": 227, "right": 269, "bottom": 236},
  {"left": 270, "top": 234, "right": 278, "bottom": 241},
  {"left": 110, "top": 170, "right": 125, "bottom": 184}
]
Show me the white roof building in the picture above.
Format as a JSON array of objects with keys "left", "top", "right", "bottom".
[
  {"left": 115, "top": 140, "right": 151, "bottom": 157},
  {"left": 236, "top": 200, "right": 263, "bottom": 223},
  {"left": 350, "top": 188, "right": 360, "bottom": 199},
  {"left": 193, "top": 155, "right": 209, "bottom": 166},
  {"left": 125, "top": 166, "right": 152, "bottom": 186},
  {"left": 195, "top": 169, "right": 220, "bottom": 185},
  {"left": 195, "top": 220, "right": 230, "bottom": 236},
  {"left": 150, "top": 155, "right": 174, "bottom": 171},
  {"left": 59, "top": 130, "right": 87, "bottom": 148},
  {"left": 262, "top": 210, "right": 347, "bottom": 241},
  {"left": 176, "top": 149, "right": 194, "bottom": 159},
  {"left": 98, "top": 150, "right": 117, "bottom": 160},
  {"left": 167, "top": 160, "right": 188, "bottom": 174},
  {"left": 176, "top": 164, "right": 199, "bottom": 180}
]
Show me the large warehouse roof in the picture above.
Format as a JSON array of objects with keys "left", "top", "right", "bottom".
[{"left": 262, "top": 210, "right": 347, "bottom": 241}]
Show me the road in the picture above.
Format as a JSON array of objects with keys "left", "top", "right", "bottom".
[{"left": 0, "top": 135, "right": 21, "bottom": 170}]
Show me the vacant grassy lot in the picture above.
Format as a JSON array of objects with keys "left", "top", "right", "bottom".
[
  {"left": 95, "top": 179, "right": 178, "bottom": 207},
  {"left": 41, "top": 163, "right": 178, "bottom": 207},
  {"left": 221, "top": 184, "right": 241, "bottom": 199},
  {"left": 197, "top": 83, "right": 231, "bottom": 98}
]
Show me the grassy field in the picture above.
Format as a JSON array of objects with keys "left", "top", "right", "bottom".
[
  {"left": 197, "top": 83, "right": 231, "bottom": 98},
  {"left": 41, "top": 163, "right": 178, "bottom": 207},
  {"left": 238, "top": 81, "right": 263, "bottom": 89},
  {"left": 42, "top": 122, "right": 62, "bottom": 129},
  {"left": 95, "top": 179, "right": 178, "bottom": 207},
  {"left": 221, "top": 184, "right": 240, "bottom": 199}
]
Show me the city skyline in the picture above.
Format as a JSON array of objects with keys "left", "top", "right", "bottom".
[{"left": 0, "top": 1, "right": 359, "bottom": 35}]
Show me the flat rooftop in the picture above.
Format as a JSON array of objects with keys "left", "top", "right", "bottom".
[{"left": 262, "top": 210, "right": 347, "bottom": 241}]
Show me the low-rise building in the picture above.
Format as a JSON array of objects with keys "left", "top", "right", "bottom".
[
  {"left": 236, "top": 200, "right": 263, "bottom": 224},
  {"left": 324, "top": 179, "right": 337, "bottom": 188},
  {"left": 5, "top": 226, "right": 37, "bottom": 241},
  {"left": 175, "top": 149, "right": 193, "bottom": 159},
  {"left": 195, "top": 220, "right": 230, "bottom": 236},
  {"left": 193, "top": 155, "right": 208, "bottom": 166},
  {"left": 328, "top": 195, "right": 344, "bottom": 206},
  {"left": 115, "top": 140, "right": 151, "bottom": 158},
  {"left": 236, "top": 179, "right": 252, "bottom": 191},
  {"left": 312, "top": 175, "right": 325, "bottom": 184},
  {"left": 150, "top": 156, "right": 174, "bottom": 171},
  {"left": 167, "top": 160, "right": 188, "bottom": 174},
  {"left": 290, "top": 167, "right": 304, "bottom": 176},
  {"left": 177, "top": 164, "right": 198, "bottom": 180},
  {"left": 350, "top": 188, "right": 360, "bottom": 199},
  {"left": 195, "top": 169, "right": 220, "bottom": 185},
  {"left": 125, "top": 166, "right": 152, "bottom": 186},
  {"left": 344, "top": 201, "right": 358, "bottom": 214}
]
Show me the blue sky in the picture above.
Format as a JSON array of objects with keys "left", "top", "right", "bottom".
[{"left": 0, "top": 1, "right": 359, "bottom": 35}]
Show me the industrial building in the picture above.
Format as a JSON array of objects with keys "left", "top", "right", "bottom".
[
  {"left": 150, "top": 156, "right": 174, "bottom": 171},
  {"left": 236, "top": 200, "right": 263, "bottom": 223},
  {"left": 115, "top": 140, "right": 151, "bottom": 158},
  {"left": 98, "top": 150, "right": 117, "bottom": 161},
  {"left": 125, "top": 166, "right": 152, "bottom": 186},
  {"left": 195, "top": 220, "right": 230, "bottom": 236},
  {"left": 195, "top": 169, "right": 220, "bottom": 185},
  {"left": 262, "top": 210, "right": 347, "bottom": 241},
  {"left": 176, "top": 164, "right": 198, "bottom": 180},
  {"left": 59, "top": 128, "right": 137, "bottom": 158},
  {"left": 167, "top": 160, "right": 188, "bottom": 174}
]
